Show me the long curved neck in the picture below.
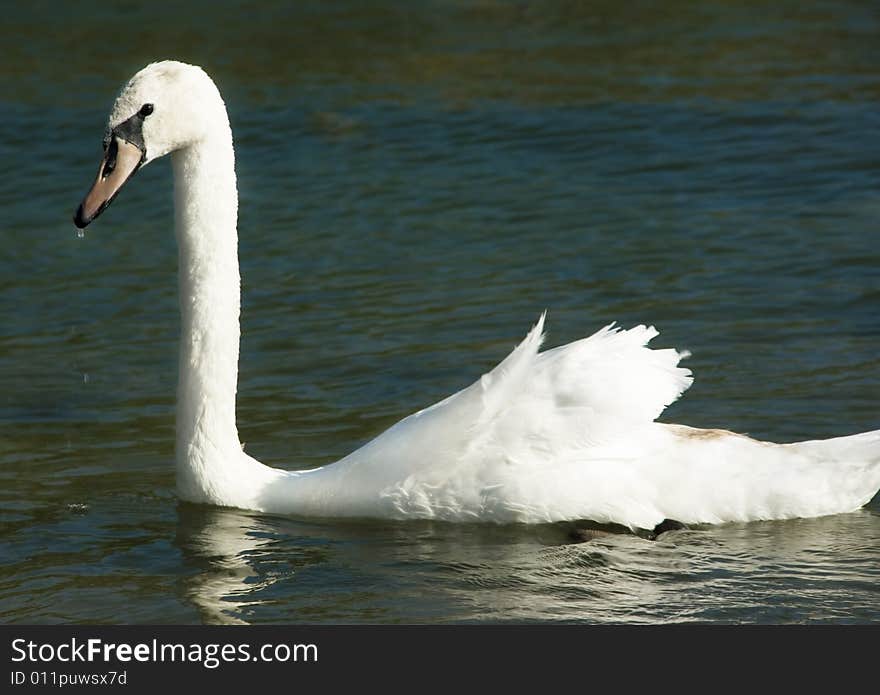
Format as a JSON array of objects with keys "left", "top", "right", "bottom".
[{"left": 172, "top": 122, "right": 244, "bottom": 499}]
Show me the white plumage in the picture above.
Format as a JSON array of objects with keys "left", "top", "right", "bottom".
[
  {"left": 75, "top": 61, "right": 880, "bottom": 530},
  {"left": 255, "top": 316, "right": 880, "bottom": 527}
]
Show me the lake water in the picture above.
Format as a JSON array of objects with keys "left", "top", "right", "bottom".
[{"left": 1, "top": 1, "right": 878, "bottom": 624}]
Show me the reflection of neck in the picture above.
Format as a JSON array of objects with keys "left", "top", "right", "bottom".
[
  {"left": 178, "top": 507, "right": 271, "bottom": 625},
  {"left": 171, "top": 122, "right": 243, "bottom": 496}
]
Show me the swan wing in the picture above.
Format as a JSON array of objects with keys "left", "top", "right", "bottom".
[
  {"left": 330, "top": 315, "right": 691, "bottom": 517},
  {"left": 274, "top": 317, "right": 878, "bottom": 527},
  {"left": 513, "top": 317, "right": 693, "bottom": 450}
]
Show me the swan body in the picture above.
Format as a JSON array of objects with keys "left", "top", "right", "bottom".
[{"left": 74, "top": 61, "right": 880, "bottom": 529}]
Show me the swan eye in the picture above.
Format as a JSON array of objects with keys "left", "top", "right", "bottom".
[{"left": 139, "top": 103, "right": 154, "bottom": 118}]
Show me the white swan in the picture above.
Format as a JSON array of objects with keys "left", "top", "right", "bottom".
[{"left": 73, "top": 61, "right": 880, "bottom": 530}]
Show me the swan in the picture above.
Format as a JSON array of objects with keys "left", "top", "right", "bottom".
[{"left": 72, "top": 61, "right": 880, "bottom": 531}]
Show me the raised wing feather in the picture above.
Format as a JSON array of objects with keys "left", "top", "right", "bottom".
[
  {"left": 342, "top": 315, "right": 691, "bottom": 477},
  {"left": 468, "top": 316, "right": 692, "bottom": 463}
]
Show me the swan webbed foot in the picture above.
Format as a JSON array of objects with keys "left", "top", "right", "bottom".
[
  {"left": 566, "top": 521, "right": 632, "bottom": 543},
  {"left": 567, "top": 518, "right": 688, "bottom": 543},
  {"left": 648, "top": 518, "right": 688, "bottom": 539}
]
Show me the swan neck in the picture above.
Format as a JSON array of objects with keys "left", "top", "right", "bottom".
[{"left": 172, "top": 126, "right": 243, "bottom": 489}]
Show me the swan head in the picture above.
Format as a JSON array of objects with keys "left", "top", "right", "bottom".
[{"left": 74, "top": 60, "right": 226, "bottom": 228}]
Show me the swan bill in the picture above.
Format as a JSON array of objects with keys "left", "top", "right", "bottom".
[{"left": 74, "top": 136, "right": 144, "bottom": 228}]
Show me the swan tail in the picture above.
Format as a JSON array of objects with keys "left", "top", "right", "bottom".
[
  {"left": 787, "top": 428, "right": 880, "bottom": 461},
  {"left": 785, "top": 429, "right": 880, "bottom": 510},
  {"left": 657, "top": 425, "right": 880, "bottom": 525}
]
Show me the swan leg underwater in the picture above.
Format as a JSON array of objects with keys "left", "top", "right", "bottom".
[{"left": 72, "top": 61, "right": 880, "bottom": 531}]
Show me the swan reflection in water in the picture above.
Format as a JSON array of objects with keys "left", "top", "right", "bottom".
[
  {"left": 173, "top": 506, "right": 323, "bottom": 625},
  {"left": 173, "top": 503, "right": 880, "bottom": 624}
]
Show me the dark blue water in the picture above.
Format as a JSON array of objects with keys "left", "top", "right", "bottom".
[{"left": 1, "top": 1, "right": 878, "bottom": 623}]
